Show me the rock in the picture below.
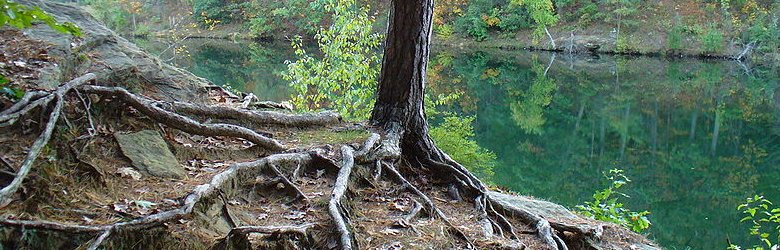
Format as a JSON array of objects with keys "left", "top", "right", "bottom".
[
  {"left": 16, "top": 0, "right": 211, "bottom": 102},
  {"left": 488, "top": 191, "right": 604, "bottom": 238},
  {"left": 114, "top": 130, "right": 185, "bottom": 179}
]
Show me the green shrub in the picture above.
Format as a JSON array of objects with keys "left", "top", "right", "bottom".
[
  {"left": 454, "top": 0, "right": 494, "bottom": 41},
  {"left": 435, "top": 23, "right": 455, "bottom": 39},
  {"left": 192, "top": 0, "right": 236, "bottom": 24},
  {"left": 84, "top": 0, "right": 128, "bottom": 32},
  {"left": 701, "top": 27, "right": 724, "bottom": 54},
  {"left": 667, "top": 23, "right": 684, "bottom": 52},
  {"left": 430, "top": 115, "right": 496, "bottom": 181},
  {"left": 282, "top": 0, "right": 382, "bottom": 120},
  {"left": 576, "top": 169, "right": 651, "bottom": 233},
  {"left": 498, "top": 5, "right": 532, "bottom": 31},
  {"left": 575, "top": 2, "right": 599, "bottom": 26},
  {"left": 728, "top": 195, "right": 780, "bottom": 250}
]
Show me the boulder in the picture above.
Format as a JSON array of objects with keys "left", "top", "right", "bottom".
[
  {"left": 16, "top": 0, "right": 211, "bottom": 102},
  {"left": 115, "top": 130, "right": 185, "bottom": 179}
]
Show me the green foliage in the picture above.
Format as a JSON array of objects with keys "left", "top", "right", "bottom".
[
  {"left": 193, "top": 0, "right": 236, "bottom": 23},
  {"left": 453, "top": 0, "right": 493, "bottom": 41},
  {"left": 510, "top": 59, "right": 556, "bottom": 135},
  {"left": 667, "top": 23, "right": 684, "bottom": 52},
  {"left": 430, "top": 115, "right": 497, "bottom": 181},
  {"left": 0, "top": 0, "right": 81, "bottom": 37},
  {"left": 510, "top": 0, "right": 558, "bottom": 45},
  {"left": 576, "top": 169, "right": 651, "bottom": 233},
  {"left": 84, "top": 0, "right": 128, "bottom": 32},
  {"left": 0, "top": 75, "right": 23, "bottom": 100},
  {"left": 701, "top": 26, "right": 725, "bottom": 54},
  {"left": 435, "top": 23, "right": 455, "bottom": 39},
  {"left": 282, "top": 0, "right": 382, "bottom": 120},
  {"left": 244, "top": 0, "right": 330, "bottom": 38},
  {"left": 729, "top": 195, "right": 780, "bottom": 250},
  {"left": 745, "top": 14, "right": 779, "bottom": 54}
]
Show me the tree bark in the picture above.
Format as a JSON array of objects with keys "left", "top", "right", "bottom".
[{"left": 370, "top": 0, "right": 483, "bottom": 192}]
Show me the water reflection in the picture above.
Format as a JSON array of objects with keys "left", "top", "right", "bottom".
[
  {"left": 431, "top": 49, "right": 780, "bottom": 249},
  {"left": 134, "top": 38, "right": 780, "bottom": 249}
]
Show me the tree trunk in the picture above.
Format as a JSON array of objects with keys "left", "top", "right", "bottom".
[
  {"left": 370, "top": 0, "right": 435, "bottom": 157},
  {"left": 370, "top": 0, "right": 483, "bottom": 191}
]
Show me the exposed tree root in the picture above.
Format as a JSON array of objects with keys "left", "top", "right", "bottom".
[
  {"left": 383, "top": 162, "right": 474, "bottom": 248},
  {"left": 161, "top": 101, "right": 342, "bottom": 127},
  {"left": 0, "top": 90, "right": 47, "bottom": 116},
  {"left": 329, "top": 145, "right": 356, "bottom": 250},
  {"left": 488, "top": 195, "right": 569, "bottom": 250},
  {"left": 79, "top": 85, "right": 286, "bottom": 151},
  {"left": 0, "top": 73, "right": 96, "bottom": 207},
  {"left": 0, "top": 150, "right": 323, "bottom": 248},
  {"left": 267, "top": 162, "right": 308, "bottom": 203}
]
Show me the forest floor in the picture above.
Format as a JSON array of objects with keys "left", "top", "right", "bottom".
[{"left": 1, "top": 2, "right": 660, "bottom": 249}]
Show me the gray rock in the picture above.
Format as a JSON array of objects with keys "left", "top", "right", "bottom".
[
  {"left": 488, "top": 191, "right": 604, "bottom": 238},
  {"left": 16, "top": 0, "right": 211, "bottom": 102},
  {"left": 115, "top": 130, "right": 185, "bottom": 179}
]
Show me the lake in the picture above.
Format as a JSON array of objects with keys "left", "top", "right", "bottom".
[{"left": 135, "top": 37, "right": 780, "bottom": 249}]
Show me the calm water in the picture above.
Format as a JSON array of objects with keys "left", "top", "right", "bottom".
[{"left": 135, "top": 38, "right": 780, "bottom": 249}]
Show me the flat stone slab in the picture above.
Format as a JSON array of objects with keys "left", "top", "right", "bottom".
[
  {"left": 115, "top": 130, "right": 185, "bottom": 179},
  {"left": 488, "top": 191, "right": 604, "bottom": 237}
]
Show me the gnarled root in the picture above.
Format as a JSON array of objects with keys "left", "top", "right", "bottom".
[
  {"left": 488, "top": 195, "right": 568, "bottom": 250},
  {"left": 212, "top": 223, "right": 316, "bottom": 250},
  {"left": 0, "top": 73, "right": 96, "bottom": 207},
  {"left": 0, "top": 151, "right": 323, "bottom": 249},
  {"left": 79, "top": 85, "right": 286, "bottom": 151},
  {"left": 383, "top": 162, "right": 474, "bottom": 248},
  {"left": 328, "top": 146, "right": 356, "bottom": 250},
  {"left": 161, "top": 101, "right": 342, "bottom": 127}
]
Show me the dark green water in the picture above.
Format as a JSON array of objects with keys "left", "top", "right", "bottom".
[{"left": 135, "top": 38, "right": 780, "bottom": 249}]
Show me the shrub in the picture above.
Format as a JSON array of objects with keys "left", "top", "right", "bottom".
[
  {"left": 282, "top": 0, "right": 382, "bottom": 120},
  {"left": 435, "top": 23, "right": 455, "bottom": 39},
  {"left": 667, "top": 23, "right": 684, "bottom": 52},
  {"left": 192, "top": 0, "right": 236, "bottom": 24},
  {"left": 454, "top": 0, "right": 494, "bottom": 41},
  {"left": 576, "top": 169, "right": 651, "bottom": 233},
  {"left": 729, "top": 195, "right": 780, "bottom": 250},
  {"left": 701, "top": 27, "right": 724, "bottom": 54},
  {"left": 430, "top": 116, "right": 496, "bottom": 181}
]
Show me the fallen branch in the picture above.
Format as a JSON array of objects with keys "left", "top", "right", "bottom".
[
  {"left": 79, "top": 85, "right": 285, "bottom": 151},
  {"left": 329, "top": 146, "right": 356, "bottom": 250},
  {"left": 1, "top": 151, "right": 322, "bottom": 248}
]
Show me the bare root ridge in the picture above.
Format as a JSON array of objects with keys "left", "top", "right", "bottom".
[
  {"left": 329, "top": 145, "right": 356, "bottom": 250},
  {"left": 79, "top": 85, "right": 286, "bottom": 151},
  {"left": 383, "top": 162, "right": 474, "bottom": 248},
  {"left": 0, "top": 73, "right": 97, "bottom": 207},
  {"left": 0, "top": 151, "right": 322, "bottom": 249},
  {"left": 161, "top": 101, "right": 342, "bottom": 127}
]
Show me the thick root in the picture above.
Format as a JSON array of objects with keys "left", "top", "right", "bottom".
[
  {"left": 0, "top": 73, "right": 96, "bottom": 207},
  {"left": 162, "top": 101, "right": 341, "bottom": 127},
  {"left": 79, "top": 85, "right": 286, "bottom": 151},
  {"left": 329, "top": 146, "right": 356, "bottom": 250},
  {"left": 383, "top": 162, "right": 474, "bottom": 248}
]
